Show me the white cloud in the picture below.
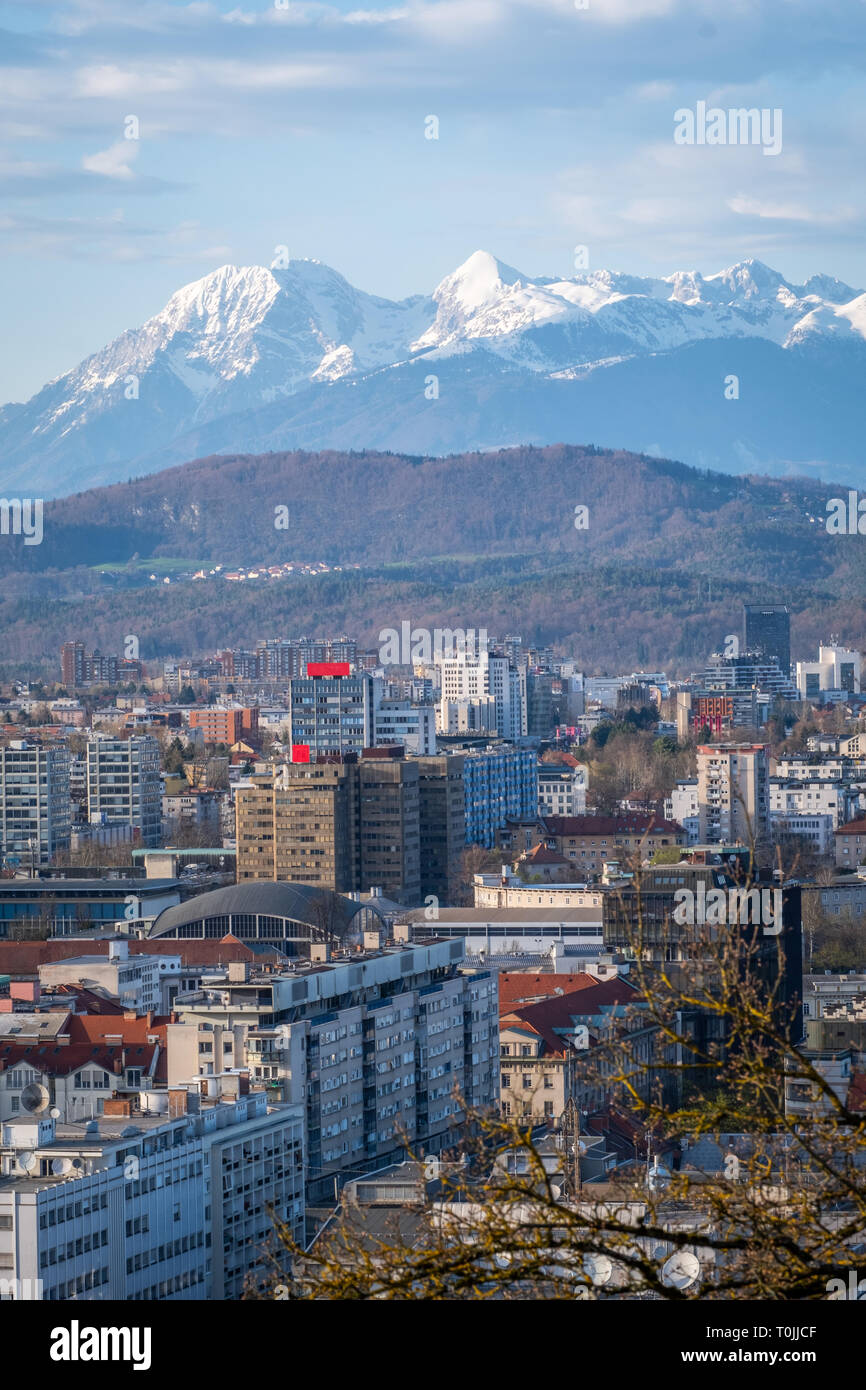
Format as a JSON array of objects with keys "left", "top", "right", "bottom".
[{"left": 82, "top": 141, "right": 139, "bottom": 180}]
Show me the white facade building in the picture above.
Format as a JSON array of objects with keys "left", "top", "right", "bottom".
[
  {"left": 795, "top": 643, "right": 861, "bottom": 701},
  {"left": 0, "top": 1089, "right": 304, "bottom": 1301}
]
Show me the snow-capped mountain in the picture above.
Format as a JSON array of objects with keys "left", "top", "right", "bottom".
[{"left": 2, "top": 251, "right": 864, "bottom": 496}]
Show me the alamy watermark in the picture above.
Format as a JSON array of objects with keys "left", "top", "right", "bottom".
[
  {"left": 673, "top": 885, "right": 782, "bottom": 935},
  {"left": 0, "top": 497, "right": 43, "bottom": 545},
  {"left": 674, "top": 102, "right": 782, "bottom": 156},
  {"left": 378, "top": 623, "right": 488, "bottom": 666}
]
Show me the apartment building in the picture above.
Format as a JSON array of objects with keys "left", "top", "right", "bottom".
[
  {"left": 537, "top": 763, "right": 587, "bottom": 818},
  {"left": 0, "top": 1088, "right": 304, "bottom": 1301},
  {"left": 437, "top": 651, "right": 527, "bottom": 742},
  {"left": 500, "top": 977, "right": 674, "bottom": 1122},
  {"left": 0, "top": 742, "right": 71, "bottom": 866},
  {"left": 373, "top": 699, "right": 436, "bottom": 755},
  {"left": 164, "top": 937, "right": 498, "bottom": 1202},
  {"left": 696, "top": 744, "right": 770, "bottom": 847},
  {"left": 188, "top": 707, "right": 259, "bottom": 746},
  {"left": 36, "top": 940, "right": 173, "bottom": 1015},
  {"left": 86, "top": 735, "right": 162, "bottom": 848},
  {"left": 499, "top": 813, "right": 684, "bottom": 875}
]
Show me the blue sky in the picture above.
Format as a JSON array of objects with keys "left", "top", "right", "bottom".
[{"left": 1, "top": 0, "right": 865, "bottom": 401}]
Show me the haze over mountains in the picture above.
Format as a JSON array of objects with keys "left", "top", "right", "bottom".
[{"left": 3, "top": 252, "right": 865, "bottom": 497}]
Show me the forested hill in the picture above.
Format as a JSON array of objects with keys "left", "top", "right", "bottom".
[{"left": 0, "top": 444, "right": 862, "bottom": 673}]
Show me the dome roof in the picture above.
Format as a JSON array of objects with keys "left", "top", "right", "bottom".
[{"left": 149, "top": 880, "right": 384, "bottom": 940}]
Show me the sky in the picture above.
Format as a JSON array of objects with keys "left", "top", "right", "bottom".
[{"left": 1, "top": 0, "right": 865, "bottom": 401}]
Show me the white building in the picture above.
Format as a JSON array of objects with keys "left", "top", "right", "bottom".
[
  {"left": 697, "top": 744, "right": 770, "bottom": 846},
  {"left": 0, "top": 1088, "right": 304, "bottom": 1301},
  {"left": 437, "top": 651, "right": 526, "bottom": 741},
  {"left": 769, "top": 812, "right": 835, "bottom": 855},
  {"left": 374, "top": 700, "right": 437, "bottom": 754},
  {"left": 665, "top": 779, "right": 699, "bottom": 844},
  {"left": 795, "top": 643, "right": 861, "bottom": 701},
  {"left": 537, "top": 764, "right": 587, "bottom": 817}
]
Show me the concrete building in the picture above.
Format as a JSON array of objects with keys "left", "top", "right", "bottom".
[
  {"left": 0, "top": 742, "right": 71, "bottom": 867},
  {"left": 437, "top": 651, "right": 526, "bottom": 742},
  {"left": 373, "top": 700, "right": 436, "bottom": 755},
  {"left": 460, "top": 744, "right": 537, "bottom": 849},
  {"left": 163, "top": 936, "right": 498, "bottom": 1202},
  {"left": 86, "top": 735, "right": 161, "bottom": 849},
  {"left": 37, "top": 941, "right": 173, "bottom": 1014},
  {"left": 235, "top": 752, "right": 421, "bottom": 905},
  {"left": 0, "top": 1087, "right": 304, "bottom": 1301},
  {"left": 796, "top": 642, "right": 861, "bottom": 701},
  {"left": 537, "top": 763, "right": 587, "bottom": 818},
  {"left": 416, "top": 754, "right": 466, "bottom": 904},
  {"left": 0, "top": 878, "right": 180, "bottom": 939},
  {"left": 696, "top": 744, "right": 770, "bottom": 847},
  {"left": 287, "top": 668, "right": 378, "bottom": 757},
  {"left": 743, "top": 604, "right": 790, "bottom": 678}
]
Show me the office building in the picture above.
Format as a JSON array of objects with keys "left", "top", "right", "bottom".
[
  {"left": 437, "top": 651, "right": 526, "bottom": 742},
  {"left": 460, "top": 744, "right": 537, "bottom": 849},
  {"left": 0, "top": 742, "right": 71, "bottom": 867},
  {"left": 416, "top": 754, "right": 466, "bottom": 903},
  {"left": 795, "top": 642, "right": 862, "bottom": 701},
  {"left": 235, "top": 751, "right": 420, "bottom": 904},
  {"left": 373, "top": 700, "right": 436, "bottom": 755},
  {"left": 287, "top": 668, "right": 378, "bottom": 757},
  {"left": 743, "top": 604, "right": 790, "bottom": 678},
  {"left": 188, "top": 707, "right": 259, "bottom": 746},
  {"left": 86, "top": 735, "right": 162, "bottom": 848}
]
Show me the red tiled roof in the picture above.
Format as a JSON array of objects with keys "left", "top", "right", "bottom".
[
  {"left": 521, "top": 845, "right": 569, "bottom": 864},
  {"left": 0, "top": 936, "right": 285, "bottom": 978},
  {"left": 498, "top": 972, "right": 601, "bottom": 1009},
  {"left": 501, "top": 978, "right": 641, "bottom": 1056},
  {"left": 0, "top": 1041, "right": 160, "bottom": 1077},
  {"left": 835, "top": 819, "right": 866, "bottom": 835}
]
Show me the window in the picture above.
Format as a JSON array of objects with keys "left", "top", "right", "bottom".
[
  {"left": 500, "top": 1073, "right": 510, "bottom": 1088},
  {"left": 522, "top": 1075, "right": 532, "bottom": 1089}
]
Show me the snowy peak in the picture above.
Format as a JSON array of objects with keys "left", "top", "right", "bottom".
[{"left": 3, "top": 250, "right": 865, "bottom": 498}]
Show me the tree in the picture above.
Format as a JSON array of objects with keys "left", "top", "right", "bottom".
[{"left": 253, "top": 858, "right": 866, "bottom": 1302}]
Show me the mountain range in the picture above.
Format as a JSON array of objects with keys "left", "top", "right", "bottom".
[{"left": 3, "top": 252, "right": 866, "bottom": 497}]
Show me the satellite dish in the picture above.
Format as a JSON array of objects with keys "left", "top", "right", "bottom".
[
  {"left": 51, "top": 1157, "right": 73, "bottom": 1176},
  {"left": 18, "top": 1151, "right": 37, "bottom": 1173},
  {"left": 49, "top": 1107, "right": 61, "bottom": 1120},
  {"left": 20, "top": 1082, "right": 51, "bottom": 1114},
  {"left": 661, "top": 1250, "right": 701, "bottom": 1289},
  {"left": 493, "top": 1253, "right": 512, "bottom": 1269},
  {"left": 583, "top": 1254, "right": 613, "bottom": 1286},
  {"left": 651, "top": 1243, "right": 668, "bottom": 1261}
]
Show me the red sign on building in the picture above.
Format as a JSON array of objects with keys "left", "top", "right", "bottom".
[
  {"left": 291, "top": 744, "right": 311, "bottom": 763},
  {"left": 305, "top": 662, "right": 351, "bottom": 678}
]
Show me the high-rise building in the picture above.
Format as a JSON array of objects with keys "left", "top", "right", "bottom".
[
  {"left": 86, "top": 735, "right": 162, "bottom": 848},
  {"left": 459, "top": 743, "right": 538, "bottom": 848},
  {"left": 236, "top": 751, "right": 421, "bottom": 904},
  {"left": 437, "top": 650, "right": 526, "bottom": 741},
  {"left": 0, "top": 741, "right": 71, "bottom": 866},
  {"left": 743, "top": 604, "right": 791, "bottom": 678},
  {"left": 696, "top": 743, "right": 771, "bottom": 847},
  {"left": 416, "top": 754, "right": 466, "bottom": 903},
  {"left": 288, "top": 668, "right": 378, "bottom": 756}
]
